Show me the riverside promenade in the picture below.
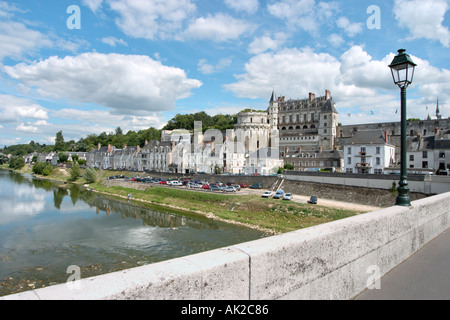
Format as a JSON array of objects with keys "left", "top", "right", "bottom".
[{"left": 356, "top": 228, "right": 450, "bottom": 300}]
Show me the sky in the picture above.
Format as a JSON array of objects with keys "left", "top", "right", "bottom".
[{"left": 0, "top": 0, "right": 450, "bottom": 147}]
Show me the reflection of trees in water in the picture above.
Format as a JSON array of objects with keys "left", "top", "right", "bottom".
[
  {"left": 3, "top": 170, "right": 219, "bottom": 231},
  {"left": 89, "top": 197, "right": 219, "bottom": 231}
]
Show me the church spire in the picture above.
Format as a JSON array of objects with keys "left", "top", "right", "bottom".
[
  {"left": 270, "top": 90, "right": 275, "bottom": 103},
  {"left": 436, "top": 98, "right": 442, "bottom": 119}
]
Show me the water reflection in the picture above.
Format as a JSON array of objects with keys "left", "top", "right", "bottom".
[{"left": 0, "top": 170, "right": 266, "bottom": 296}]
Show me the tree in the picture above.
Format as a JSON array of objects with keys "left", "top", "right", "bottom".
[
  {"left": 58, "top": 152, "right": 69, "bottom": 163},
  {"left": 8, "top": 157, "right": 25, "bottom": 170},
  {"left": 54, "top": 131, "right": 66, "bottom": 152},
  {"left": 84, "top": 167, "right": 98, "bottom": 183},
  {"left": 69, "top": 161, "right": 80, "bottom": 181},
  {"left": 32, "top": 161, "right": 53, "bottom": 175}
]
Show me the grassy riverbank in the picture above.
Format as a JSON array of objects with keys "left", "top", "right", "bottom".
[{"left": 2, "top": 165, "right": 364, "bottom": 234}]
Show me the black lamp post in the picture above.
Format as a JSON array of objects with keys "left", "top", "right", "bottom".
[{"left": 389, "top": 49, "right": 417, "bottom": 207}]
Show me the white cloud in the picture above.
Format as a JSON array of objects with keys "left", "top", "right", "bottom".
[
  {"left": 267, "top": 0, "right": 339, "bottom": 35},
  {"left": 394, "top": 0, "right": 450, "bottom": 47},
  {"left": 4, "top": 52, "right": 202, "bottom": 115},
  {"left": 336, "top": 16, "right": 363, "bottom": 37},
  {"left": 338, "top": 45, "right": 393, "bottom": 90},
  {"left": 327, "top": 33, "right": 345, "bottom": 47},
  {"left": 109, "top": 0, "right": 197, "bottom": 40},
  {"left": 0, "top": 94, "right": 49, "bottom": 123},
  {"left": 101, "top": 36, "right": 128, "bottom": 47},
  {"left": 81, "top": 0, "right": 104, "bottom": 13},
  {"left": 0, "top": 19, "right": 52, "bottom": 62},
  {"left": 248, "top": 32, "right": 287, "bottom": 54},
  {"left": 197, "top": 58, "right": 232, "bottom": 74},
  {"left": 182, "top": 13, "right": 257, "bottom": 42},
  {"left": 16, "top": 123, "right": 38, "bottom": 133},
  {"left": 225, "top": 0, "right": 259, "bottom": 14}
]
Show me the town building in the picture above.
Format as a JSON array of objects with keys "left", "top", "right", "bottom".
[{"left": 342, "top": 130, "right": 396, "bottom": 174}]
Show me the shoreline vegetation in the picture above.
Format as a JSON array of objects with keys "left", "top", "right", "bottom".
[{"left": 1, "top": 165, "right": 365, "bottom": 234}]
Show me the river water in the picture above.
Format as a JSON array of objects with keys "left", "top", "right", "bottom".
[{"left": 0, "top": 169, "right": 267, "bottom": 296}]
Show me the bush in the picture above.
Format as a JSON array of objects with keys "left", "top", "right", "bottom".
[
  {"left": 84, "top": 167, "right": 98, "bottom": 183},
  {"left": 8, "top": 157, "right": 25, "bottom": 170},
  {"left": 32, "top": 161, "right": 53, "bottom": 175}
]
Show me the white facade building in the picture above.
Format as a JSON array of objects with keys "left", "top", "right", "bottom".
[{"left": 343, "top": 130, "right": 395, "bottom": 174}]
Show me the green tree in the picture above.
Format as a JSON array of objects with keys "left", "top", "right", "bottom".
[
  {"left": 84, "top": 167, "right": 98, "bottom": 183},
  {"left": 69, "top": 161, "right": 80, "bottom": 181},
  {"left": 54, "top": 131, "right": 66, "bottom": 152},
  {"left": 58, "top": 152, "right": 69, "bottom": 163},
  {"left": 8, "top": 157, "right": 25, "bottom": 170}
]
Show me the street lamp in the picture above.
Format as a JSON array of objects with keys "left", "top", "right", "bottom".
[{"left": 389, "top": 49, "right": 417, "bottom": 207}]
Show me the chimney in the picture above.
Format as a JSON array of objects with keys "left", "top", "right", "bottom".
[
  {"left": 137, "top": 145, "right": 141, "bottom": 153},
  {"left": 145, "top": 139, "right": 148, "bottom": 146},
  {"left": 384, "top": 131, "right": 388, "bottom": 143},
  {"left": 298, "top": 146, "right": 302, "bottom": 153},
  {"left": 325, "top": 90, "right": 331, "bottom": 100},
  {"left": 309, "top": 92, "right": 315, "bottom": 103},
  {"left": 319, "top": 146, "right": 322, "bottom": 153},
  {"left": 435, "top": 127, "right": 439, "bottom": 135},
  {"left": 98, "top": 143, "right": 101, "bottom": 151}
]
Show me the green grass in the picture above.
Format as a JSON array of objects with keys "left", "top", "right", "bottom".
[{"left": 92, "top": 183, "right": 363, "bottom": 234}]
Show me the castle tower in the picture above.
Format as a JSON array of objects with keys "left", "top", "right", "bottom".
[
  {"left": 267, "top": 90, "right": 279, "bottom": 131},
  {"left": 318, "top": 90, "right": 339, "bottom": 151}
]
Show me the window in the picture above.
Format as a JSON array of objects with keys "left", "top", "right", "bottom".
[
  {"left": 374, "top": 169, "right": 382, "bottom": 174},
  {"left": 347, "top": 147, "right": 351, "bottom": 154},
  {"left": 296, "top": 115, "right": 300, "bottom": 122},
  {"left": 376, "top": 147, "right": 380, "bottom": 154},
  {"left": 422, "top": 151, "right": 428, "bottom": 158},
  {"left": 289, "top": 115, "right": 293, "bottom": 123},
  {"left": 409, "top": 155, "right": 414, "bottom": 161},
  {"left": 439, "top": 152, "right": 445, "bottom": 158},
  {"left": 422, "top": 161, "right": 428, "bottom": 168},
  {"left": 324, "top": 115, "right": 328, "bottom": 120},
  {"left": 347, "top": 157, "right": 352, "bottom": 165},
  {"left": 346, "top": 168, "right": 353, "bottom": 173},
  {"left": 376, "top": 157, "right": 381, "bottom": 165}
]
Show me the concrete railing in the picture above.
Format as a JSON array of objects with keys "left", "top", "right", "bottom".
[{"left": 3, "top": 192, "right": 449, "bottom": 300}]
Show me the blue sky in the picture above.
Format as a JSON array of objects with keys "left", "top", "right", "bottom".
[{"left": 1, "top": 0, "right": 449, "bottom": 147}]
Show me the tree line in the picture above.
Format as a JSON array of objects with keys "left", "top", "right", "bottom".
[{"left": 1, "top": 111, "right": 238, "bottom": 157}]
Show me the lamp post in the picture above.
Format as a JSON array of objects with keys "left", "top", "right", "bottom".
[{"left": 389, "top": 49, "right": 417, "bottom": 207}]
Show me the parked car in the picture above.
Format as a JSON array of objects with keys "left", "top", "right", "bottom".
[
  {"left": 224, "top": 186, "right": 237, "bottom": 192},
  {"left": 159, "top": 180, "right": 167, "bottom": 184},
  {"left": 273, "top": 190, "right": 285, "bottom": 199},
  {"left": 210, "top": 185, "right": 222, "bottom": 191},
  {"left": 239, "top": 183, "right": 248, "bottom": 188},
  {"left": 261, "top": 191, "right": 273, "bottom": 198},
  {"left": 308, "top": 196, "right": 318, "bottom": 204},
  {"left": 171, "top": 181, "right": 183, "bottom": 186},
  {"left": 202, "top": 184, "right": 210, "bottom": 189},
  {"left": 250, "top": 183, "right": 263, "bottom": 189},
  {"left": 232, "top": 185, "right": 241, "bottom": 191},
  {"left": 283, "top": 193, "right": 293, "bottom": 200}
]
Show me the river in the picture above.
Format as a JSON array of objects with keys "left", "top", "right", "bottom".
[{"left": 0, "top": 169, "right": 267, "bottom": 296}]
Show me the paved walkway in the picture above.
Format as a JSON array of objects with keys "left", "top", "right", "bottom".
[{"left": 355, "top": 228, "right": 450, "bottom": 300}]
